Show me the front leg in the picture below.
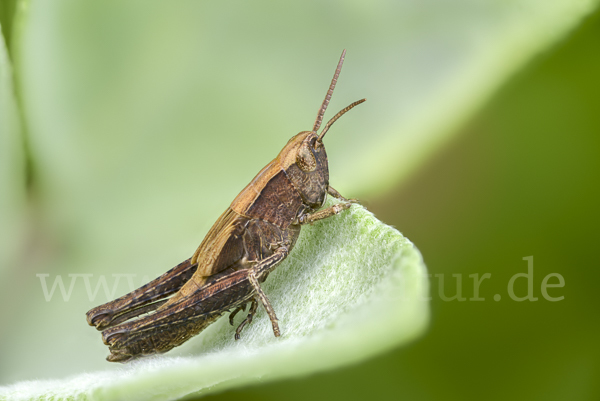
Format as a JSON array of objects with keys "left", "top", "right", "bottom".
[
  {"left": 328, "top": 186, "right": 360, "bottom": 204},
  {"left": 298, "top": 202, "right": 353, "bottom": 225}
]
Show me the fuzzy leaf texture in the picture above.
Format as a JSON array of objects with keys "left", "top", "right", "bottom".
[{"left": 0, "top": 200, "right": 428, "bottom": 400}]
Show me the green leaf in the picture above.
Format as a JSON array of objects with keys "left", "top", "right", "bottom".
[
  {"left": 0, "top": 0, "right": 19, "bottom": 53},
  {"left": 0, "top": 200, "right": 429, "bottom": 400},
  {"left": 0, "top": 19, "right": 26, "bottom": 274}
]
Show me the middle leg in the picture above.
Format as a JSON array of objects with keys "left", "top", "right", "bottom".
[
  {"left": 248, "top": 271, "right": 281, "bottom": 337},
  {"left": 229, "top": 303, "right": 247, "bottom": 326},
  {"left": 241, "top": 220, "right": 291, "bottom": 338}
]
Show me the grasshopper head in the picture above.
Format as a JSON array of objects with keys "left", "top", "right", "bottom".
[
  {"left": 275, "top": 104, "right": 364, "bottom": 209},
  {"left": 276, "top": 50, "right": 365, "bottom": 209},
  {"left": 275, "top": 130, "right": 329, "bottom": 210}
]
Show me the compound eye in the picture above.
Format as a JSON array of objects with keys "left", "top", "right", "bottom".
[{"left": 296, "top": 142, "right": 317, "bottom": 172}]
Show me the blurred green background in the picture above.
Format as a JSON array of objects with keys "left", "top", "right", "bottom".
[
  {"left": 1, "top": 1, "right": 599, "bottom": 400},
  {"left": 213, "top": 12, "right": 600, "bottom": 401}
]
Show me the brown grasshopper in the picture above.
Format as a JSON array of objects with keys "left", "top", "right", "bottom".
[{"left": 86, "top": 50, "right": 365, "bottom": 362}]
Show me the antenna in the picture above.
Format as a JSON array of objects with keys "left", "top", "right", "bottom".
[
  {"left": 317, "top": 99, "right": 366, "bottom": 142},
  {"left": 312, "top": 49, "right": 346, "bottom": 133}
]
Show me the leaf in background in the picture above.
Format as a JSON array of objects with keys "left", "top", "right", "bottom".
[
  {"left": 0, "top": 202, "right": 429, "bottom": 400},
  {"left": 0, "top": 19, "right": 26, "bottom": 274}
]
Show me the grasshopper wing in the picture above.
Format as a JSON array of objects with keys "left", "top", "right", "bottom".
[
  {"left": 163, "top": 208, "right": 250, "bottom": 306},
  {"left": 191, "top": 207, "right": 249, "bottom": 274}
]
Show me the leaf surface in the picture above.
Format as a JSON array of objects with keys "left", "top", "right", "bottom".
[{"left": 0, "top": 201, "right": 429, "bottom": 401}]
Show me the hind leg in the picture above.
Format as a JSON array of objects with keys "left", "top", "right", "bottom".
[
  {"left": 229, "top": 303, "right": 247, "bottom": 326},
  {"left": 235, "top": 299, "right": 258, "bottom": 340},
  {"left": 87, "top": 258, "right": 198, "bottom": 330}
]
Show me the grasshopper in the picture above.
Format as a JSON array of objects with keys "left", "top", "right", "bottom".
[{"left": 86, "top": 50, "right": 365, "bottom": 362}]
